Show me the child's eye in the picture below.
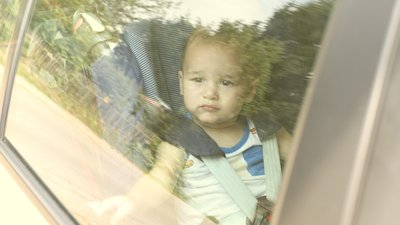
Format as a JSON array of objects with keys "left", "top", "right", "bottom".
[
  {"left": 190, "top": 77, "right": 204, "bottom": 83},
  {"left": 221, "top": 80, "right": 234, "bottom": 86}
]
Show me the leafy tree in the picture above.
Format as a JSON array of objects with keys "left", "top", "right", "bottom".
[
  {"left": 33, "top": 0, "right": 177, "bottom": 31},
  {"left": 0, "top": 0, "right": 21, "bottom": 56},
  {"left": 23, "top": 0, "right": 177, "bottom": 135},
  {"left": 29, "top": 0, "right": 178, "bottom": 63},
  {"left": 264, "top": 0, "right": 334, "bottom": 132},
  {"left": 206, "top": 21, "right": 284, "bottom": 118}
]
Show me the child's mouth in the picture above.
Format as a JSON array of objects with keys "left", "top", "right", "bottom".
[{"left": 200, "top": 105, "right": 218, "bottom": 112}]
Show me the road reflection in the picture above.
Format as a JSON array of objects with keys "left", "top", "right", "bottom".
[{"left": 5, "top": 73, "right": 185, "bottom": 224}]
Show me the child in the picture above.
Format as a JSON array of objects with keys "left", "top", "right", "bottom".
[
  {"left": 90, "top": 23, "right": 291, "bottom": 225},
  {"left": 176, "top": 25, "right": 292, "bottom": 225}
]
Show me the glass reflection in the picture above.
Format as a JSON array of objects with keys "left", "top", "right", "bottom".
[
  {"left": 4, "top": 0, "right": 334, "bottom": 224},
  {"left": 0, "top": 0, "right": 22, "bottom": 78}
]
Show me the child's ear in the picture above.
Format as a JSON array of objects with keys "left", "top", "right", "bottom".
[
  {"left": 245, "top": 79, "right": 259, "bottom": 103},
  {"left": 179, "top": 71, "right": 184, "bottom": 95}
]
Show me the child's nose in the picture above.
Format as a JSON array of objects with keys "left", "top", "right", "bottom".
[{"left": 203, "top": 83, "right": 218, "bottom": 100}]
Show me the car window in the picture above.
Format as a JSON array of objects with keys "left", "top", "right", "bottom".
[
  {"left": 0, "top": 0, "right": 22, "bottom": 80},
  {"left": 2, "top": 0, "right": 335, "bottom": 224}
]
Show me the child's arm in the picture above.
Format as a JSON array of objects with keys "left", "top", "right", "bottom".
[{"left": 90, "top": 142, "right": 186, "bottom": 225}]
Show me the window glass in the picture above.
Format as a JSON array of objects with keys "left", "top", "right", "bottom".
[
  {"left": 5, "top": 0, "right": 335, "bottom": 224},
  {"left": 0, "top": 0, "right": 22, "bottom": 78},
  {"left": 0, "top": 160, "right": 49, "bottom": 225}
]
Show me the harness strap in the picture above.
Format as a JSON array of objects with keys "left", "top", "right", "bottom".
[
  {"left": 202, "top": 155, "right": 257, "bottom": 222},
  {"left": 202, "top": 134, "right": 282, "bottom": 223},
  {"left": 263, "top": 135, "right": 282, "bottom": 202}
]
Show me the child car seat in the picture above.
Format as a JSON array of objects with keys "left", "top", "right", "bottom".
[
  {"left": 91, "top": 19, "right": 225, "bottom": 171},
  {"left": 91, "top": 19, "right": 281, "bottom": 171}
]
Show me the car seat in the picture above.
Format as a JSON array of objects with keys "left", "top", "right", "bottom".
[{"left": 91, "top": 19, "right": 281, "bottom": 171}]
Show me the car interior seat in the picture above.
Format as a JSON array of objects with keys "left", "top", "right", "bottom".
[
  {"left": 91, "top": 18, "right": 282, "bottom": 171},
  {"left": 91, "top": 19, "right": 227, "bottom": 171}
]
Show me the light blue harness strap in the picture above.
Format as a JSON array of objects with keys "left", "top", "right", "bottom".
[
  {"left": 262, "top": 134, "right": 282, "bottom": 201},
  {"left": 202, "top": 155, "right": 257, "bottom": 222},
  {"left": 201, "top": 134, "right": 282, "bottom": 224}
]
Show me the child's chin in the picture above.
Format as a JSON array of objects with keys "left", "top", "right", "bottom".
[
  {"left": 197, "top": 117, "right": 229, "bottom": 127},
  {"left": 194, "top": 116, "right": 217, "bottom": 125}
]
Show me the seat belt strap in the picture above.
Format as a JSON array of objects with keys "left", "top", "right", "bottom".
[
  {"left": 262, "top": 134, "right": 282, "bottom": 201},
  {"left": 201, "top": 134, "right": 282, "bottom": 222},
  {"left": 202, "top": 155, "right": 257, "bottom": 222}
]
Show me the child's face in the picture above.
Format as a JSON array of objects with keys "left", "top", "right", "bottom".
[{"left": 179, "top": 42, "right": 257, "bottom": 128}]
